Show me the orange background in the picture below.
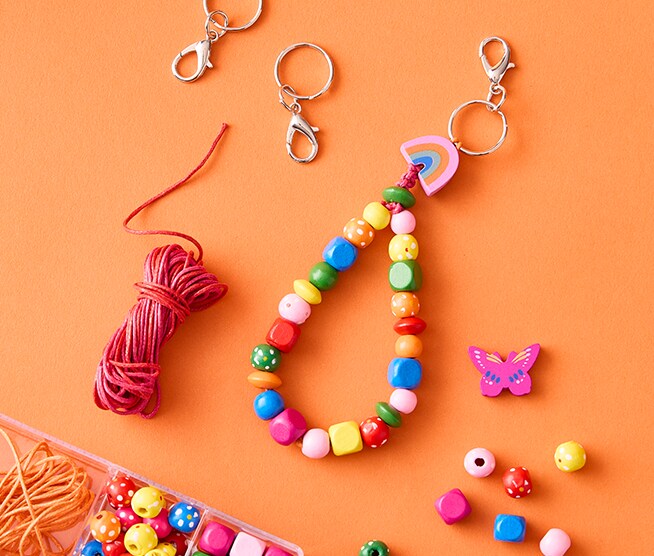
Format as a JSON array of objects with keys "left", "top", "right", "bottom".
[{"left": 1, "top": 1, "right": 653, "bottom": 554}]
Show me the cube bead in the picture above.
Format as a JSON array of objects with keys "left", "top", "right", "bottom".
[
  {"left": 264, "top": 548, "right": 293, "bottom": 556},
  {"left": 388, "top": 357, "right": 422, "bottom": 389},
  {"left": 494, "top": 514, "right": 526, "bottom": 543},
  {"left": 229, "top": 532, "right": 267, "bottom": 556},
  {"left": 269, "top": 408, "right": 307, "bottom": 446},
  {"left": 323, "top": 237, "right": 358, "bottom": 271},
  {"left": 328, "top": 421, "right": 363, "bottom": 456},
  {"left": 434, "top": 488, "right": 471, "bottom": 525},
  {"left": 389, "top": 260, "right": 422, "bottom": 291},
  {"left": 266, "top": 318, "right": 301, "bottom": 353},
  {"left": 198, "top": 521, "right": 236, "bottom": 556}
]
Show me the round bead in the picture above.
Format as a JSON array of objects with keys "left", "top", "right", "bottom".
[
  {"left": 117, "top": 507, "right": 142, "bottom": 532},
  {"left": 383, "top": 186, "right": 416, "bottom": 208},
  {"left": 389, "top": 389, "right": 417, "bottom": 414},
  {"left": 103, "top": 533, "right": 126, "bottom": 556},
  {"left": 394, "top": 316, "right": 427, "bottom": 335},
  {"left": 131, "top": 487, "right": 166, "bottom": 519},
  {"left": 250, "top": 344, "right": 281, "bottom": 372},
  {"left": 503, "top": 466, "right": 533, "bottom": 498},
  {"left": 106, "top": 475, "right": 137, "bottom": 509},
  {"left": 81, "top": 540, "right": 104, "bottom": 556},
  {"left": 301, "top": 428, "right": 331, "bottom": 459},
  {"left": 293, "top": 279, "right": 322, "bottom": 304},
  {"left": 269, "top": 408, "right": 307, "bottom": 446},
  {"left": 389, "top": 260, "right": 422, "bottom": 291},
  {"left": 248, "top": 370, "right": 282, "bottom": 390},
  {"left": 540, "top": 528, "right": 572, "bottom": 556},
  {"left": 278, "top": 293, "right": 311, "bottom": 324},
  {"left": 464, "top": 448, "right": 496, "bottom": 478},
  {"left": 124, "top": 523, "right": 158, "bottom": 556},
  {"left": 388, "top": 234, "right": 419, "bottom": 261},
  {"left": 322, "top": 236, "right": 358, "bottom": 271},
  {"left": 253, "top": 390, "right": 285, "bottom": 420},
  {"left": 308, "top": 261, "right": 338, "bottom": 290},
  {"left": 343, "top": 217, "right": 375, "bottom": 248},
  {"left": 162, "top": 532, "right": 188, "bottom": 554},
  {"left": 143, "top": 508, "right": 172, "bottom": 539},
  {"left": 144, "top": 543, "right": 176, "bottom": 556},
  {"left": 362, "top": 202, "right": 391, "bottom": 230},
  {"left": 391, "top": 292, "right": 420, "bottom": 317},
  {"left": 388, "top": 357, "right": 422, "bottom": 389},
  {"left": 395, "top": 334, "right": 423, "bottom": 357},
  {"left": 360, "top": 540, "right": 390, "bottom": 556},
  {"left": 391, "top": 210, "right": 416, "bottom": 234},
  {"left": 168, "top": 502, "right": 200, "bottom": 533},
  {"left": 90, "top": 510, "right": 121, "bottom": 542},
  {"left": 359, "top": 417, "right": 390, "bottom": 448},
  {"left": 555, "top": 440, "right": 586, "bottom": 472},
  {"left": 376, "top": 401, "right": 402, "bottom": 427}
]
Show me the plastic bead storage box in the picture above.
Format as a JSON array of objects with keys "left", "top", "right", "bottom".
[{"left": 0, "top": 413, "right": 303, "bottom": 556}]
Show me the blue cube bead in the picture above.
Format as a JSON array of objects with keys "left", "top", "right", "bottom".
[
  {"left": 387, "top": 357, "right": 422, "bottom": 389},
  {"left": 253, "top": 390, "right": 285, "bottom": 420},
  {"left": 494, "top": 514, "right": 526, "bottom": 543},
  {"left": 169, "top": 501, "right": 201, "bottom": 533},
  {"left": 81, "top": 540, "right": 103, "bottom": 556},
  {"left": 322, "top": 237, "right": 358, "bottom": 271}
]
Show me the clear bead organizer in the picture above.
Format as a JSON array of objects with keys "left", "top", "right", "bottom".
[{"left": 0, "top": 413, "right": 304, "bottom": 555}]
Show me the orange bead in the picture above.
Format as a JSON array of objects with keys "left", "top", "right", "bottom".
[
  {"left": 343, "top": 218, "right": 375, "bottom": 248},
  {"left": 248, "top": 371, "right": 283, "bottom": 390},
  {"left": 391, "top": 292, "right": 420, "bottom": 317},
  {"left": 395, "top": 335, "right": 423, "bottom": 357}
]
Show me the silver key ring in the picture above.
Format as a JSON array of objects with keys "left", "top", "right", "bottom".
[
  {"left": 203, "top": 0, "right": 263, "bottom": 32},
  {"left": 274, "top": 43, "right": 334, "bottom": 101},
  {"left": 448, "top": 99, "right": 508, "bottom": 156}
]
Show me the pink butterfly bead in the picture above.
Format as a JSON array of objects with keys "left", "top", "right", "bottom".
[{"left": 468, "top": 344, "right": 540, "bottom": 397}]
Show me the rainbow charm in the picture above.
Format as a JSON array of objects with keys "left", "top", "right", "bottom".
[{"left": 400, "top": 136, "right": 459, "bottom": 196}]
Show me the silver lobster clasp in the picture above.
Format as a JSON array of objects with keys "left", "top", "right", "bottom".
[
  {"left": 286, "top": 112, "right": 319, "bottom": 164},
  {"left": 479, "top": 36, "right": 515, "bottom": 86},
  {"left": 172, "top": 39, "right": 213, "bottom": 83}
]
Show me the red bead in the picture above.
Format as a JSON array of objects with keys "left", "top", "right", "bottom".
[
  {"left": 393, "top": 316, "right": 427, "bottom": 335},
  {"left": 359, "top": 417, "right": 390, "bottom": 448},
  {"left": 502, "top": 466, "right": 533, "bottom": 498},
  {"left": 106, "top": 474, "right": 137, "bottom": 509},
  {"left": 266, "top": 318, "right": 301, "bottom": 353},
  {"left": 164, "top": 532, "right": 189, "bottom": 554},
  {"left": 102, "top": 533, "right": 125, "bottom": 556}
]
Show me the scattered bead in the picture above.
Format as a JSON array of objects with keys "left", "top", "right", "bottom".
[
  {"left": 254, "top": 390, "right": 285, "bottom": 420},
  {"left": 143, "top": 508, "right": 172, "bottom": 539},
  {"left": 250, "top": 344, "right": 282, "bottom": 372},
  {"left": 389, "top": 389, "right": 417, "bottom": 414},
  {"left": 131, "top": 487, "right": 166, "bottom": 519},
  {"left": 375, "top": 402, "right": 402, "bottom": 428},
  {"left": 359, "top": 417, "right": 390, "bottom": 448},
  {"left": 322, "top": 236, "right": 358, "bottom": 271},
  {"left": 266, "top": 318, "right": 301, "bottom": 353},
  {"left": 163, "top": 531, "right": 188, "bottom": 554},
  {"left": 293, "top": 279, "right": 322, "bottom": 305},
  {"left": 145, "top": 542, "right": 176, "bottom": 556},
  {"left": 388, "top": 357, "right": 422, "bottom": 389},
  {"left": 90, "top": 510, "right": 122, "bottom": 542},
  {"left": 362, "top": 202, "right": 391, "bottom": 230},
  {"left": 264, "top": 547, "right": 293, "bottom": 556},
  {"left": 494, "top": 514, "right": 526, "bottom": 543},
  {"left": 81, "top": 540, "right": 104, "bottom": 556},
  {"left": 393, "top": 316, "right": 426, "bottom": 335},
  {"left": 540, "top": 528, "right": 572, "bottom": 556},
  {"left": 278, "top": 293, "right": 312, "bottom": 324},
  {"left": 247, "top": 370, "right": 283, "bottom": 390},
  {"left": 389, "top": 260, "right": 422, "bottom": 291},
  {"left": 308, "top": 261, "right": 339, "bottom": 291},
  {"left": 463, "top": 448, "right": 496, "bottom": 478},
  {"left": 198, "top": 521, "right": 236, "bottom": 556},
  {"left": 388, "top": 234, "right": 419, "bottom": 261},
  {"left": 503, "top": 466, "right": 532, "bottom": 498},
  {"left": 229, "top": 532, "right": 267, "bottom": 556},
  {"left": 269, "top": 408, "right": 307, "bottom": 446},
  {"left": 117, "top": 507, "right": 142, "bottom": 532},
  {"left": 343, "top": 217, "right": 375, "bottom": 248},
  {"left": 124, "top": 523, "right": 159, "bottom": 555},
  {"left": 434, "top": 488, "right": 471, "bottom": 525},
  {"left": 391, "top": 292, "right": 420, "bottom": 317},
  {"left": 329, "top": 421, "right": 363, "bottom": 456},
  {"left": 107, "top": 475, "right": 137, "bottom": 509},
  {"left": 103, "top": 533, "right": 126, "bottom": 556},
  {"left": 301, "top": 428, "right": 331, "bottom": 459},
  {"left": 390, "top": 210, "right": 416, "bottom": 234},
  {"left": 383, "top": 186, "right": 416, "bottom": 208},
  {"left": 168, "top": 502, "right": 200, "bottom": 533},
  {"left": 394, "top": 334, "right": 423, "bottom": 357},
  {"left": 359, "top": 540, "right": 390, "bottom": 556},
  {"left": 555, "top": 440, "right": 586, "bottom": 472}
]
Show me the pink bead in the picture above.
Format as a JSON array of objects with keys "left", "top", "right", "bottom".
[
  {"left": 198, "top": 521, "right": 236, "bottom": 556},
  {"left": 463, "top": 447, "right": 496, "bottom": 478},
  {"left": 264, "top": 547, "right": 293, "bottom": 556},
  {"left": 269, "top": 408, "right": 307, "bottom": 446},
  {"left": 143, "top": 507, "right": 172, "bottom": 538},
  {"left": 301, "top": 428, "right": 330, "bottom": 459},
  {"left": 230, "top": 532, "right": 267, "bottom": 556},
  {"left": 540, "top": 528, "right": 571, "bottom": 556},
  {"left": 435, "top": 488, "right": 472, "bottom": 525},
  {"left": 278, "top": 294, "right": 311, "bottom": 325},
  {"left": 116, "top": 507, "right": 142, "bottom": 532},
  {"left": 391, "top": 210, "right": 416, "bottom": 234},
  {"left": 389, "top": 389, "right": 417, "bottom": 414}
]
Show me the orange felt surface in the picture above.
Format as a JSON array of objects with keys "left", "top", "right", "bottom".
[{"left": 1, "top": 1, "right": 653, "bottom": 554}]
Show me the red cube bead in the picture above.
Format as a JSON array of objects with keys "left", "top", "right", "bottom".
[
  {"left": 393, "top": 316, "right": 426, "bottom": 335},
  {"left": 359, "top": 417, "right": 390, "bottom": 448},
  {"left": 503, "top": 466, "right": 532, "bottom": 498},
  {"left": 266, "top": 318, "right": 301, "bottom": 353}
]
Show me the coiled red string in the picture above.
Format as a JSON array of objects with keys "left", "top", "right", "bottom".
[
  {"left": 383, "top": 163, "right": 422, "bottom": 213},
  {"left": 94, "top": 125, "right": 229, "bottom": 418}
]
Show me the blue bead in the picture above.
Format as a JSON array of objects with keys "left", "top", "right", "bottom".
[
  {"left": 168, "top": 501, "right": 201, "bottom": 533},
  {"left": 81, "top": 540, "right": 103, "bottom": 556},
  {"left": 322, "top": 237, "right": 358, "bottom": 271},
  {"left": 494, "top": 514, "right": 526, "bottom": 543},
  {"left": 253, "top": 390, "right": 285, "bottom": 420},
  {"left": 387, "top": 357, "right": 422, "bottom": 389}
]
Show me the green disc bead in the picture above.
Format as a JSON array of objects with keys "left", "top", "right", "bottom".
[
  {"left": 382, "top": 186, "right": 416, "bottom": 209},
  {"left": 250, "top": 343, "right": 282, "bottom": 372},
  {"left": 360, "top": 540, "right": 390, "bottom": 556},
  {"left": 376, "top": 402, "right": 402, "bottom": 428},
  {"left": 389, "top": 260, "right": 423, "bottom": 291},
  {"left": 309, "top": 261, "right": 339, "bottom": 291}
]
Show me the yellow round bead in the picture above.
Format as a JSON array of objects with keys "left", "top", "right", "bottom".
[
  {"left": 391, "top": 292, "right": 421, "bottom": 317},
  {"left": 362, "top": 202, "right": 391, "bottom": 230},
  {"left": 388, "top": 234, "right": 419, "bottom": 261},
  {"left": 555, "top": 441, "right": 587, "bottom": 472},
  {"left": 395, "top": 335, "right": 423, "bottom": 357},
  {"left": 293, "top": 279, "right": 322, "bottom": 305},
  {"left": 131, "top": 487, "right": 165, "bottom": 519},
  {"left": 248, "top": 371, "right": 283, "bottom": 390}
]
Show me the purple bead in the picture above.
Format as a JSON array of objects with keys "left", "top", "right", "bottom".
[
  {"left": 269, "top": 408, "right": 307, "bottom": 446},
  {"left": 198, "top": 521, "right": 236, "bottom": 556}
]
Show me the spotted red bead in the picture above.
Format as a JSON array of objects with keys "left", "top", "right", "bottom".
[
  {"left": 393, "top": 316, "right": 427, "bottom": 335},
  {"left": 502, "top": 466, "right": 532, "bottom": 498},
  {"left": 106, "top": 475, "right": 137, "bottom": 509},
  {"left": 359, "top": 417, "right": 390, "bottom": 448}
]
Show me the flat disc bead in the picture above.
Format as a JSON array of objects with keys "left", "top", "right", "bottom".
[
  {"left": 301, "top": 428, "right": 331, "bottom": 459},
  {"left": 362, "top": 202, "right": 391, "bottom": 230},
  {"left": 343, "top": 218, "right": 375, "bottom": 248},
  {"left": 383, "top": 186, "right": 416, "bottom": 208},
  {"left": 278, "top": 293, "right": 311, "bottom": 324},
  {"left": 248, "top": 371, "right": 282, "bottom": 390},
  {"left": 389, "top": 389, "right": 418, "bottom": 414},
  {"left": 376, "top": 401, "right": 402, "bottom": 427},
  {"left": 388, "top": 234, "right": 419, "bottom": 261},
  {"left": 308, "top": 262, "right": 338, "bottom": 291},
  {"left": 391, "top": 292, "right": 420, "bottom": 317},
  {"left": 395, "top": 334, "right": 423, "bottom": 357},
  {"left": 293, "top": 279, "right": 322, "bottom": 305},
  {"left": 250, "top": 344, "right": 281, "bottom": 371},
  {"left": 394, "top": 316, "right": 427, "bottom": 335},
  {"left": 391, "top": 210, "right": 416, "bottom": 234}
]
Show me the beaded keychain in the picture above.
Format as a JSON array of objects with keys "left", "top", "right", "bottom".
[{"left": 248, "top": 37, "right": 516, "bottom": 458}]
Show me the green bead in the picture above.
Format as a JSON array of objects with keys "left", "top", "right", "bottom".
[
  {"left": 360, "top": 540, "right": 390, "bottom": 556},
  {"left": 376, "top": 402, "right": 402, "bottom": 427},
  {"left": 389, "top": 260, "right": 422, "bottom": 291},
  {"left": 309, "top": 261, "right": 339, "bottom": 291},
  {"left": 192, "top": 552, "right": 211, "bottom": 556},
  {"left": 383, "top": 186, "right": 416, "bottom": 208},
  {"left": 250, "top": 344, "right": 281, "bottom": 372}
]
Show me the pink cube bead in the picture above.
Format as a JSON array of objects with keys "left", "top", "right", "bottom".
[
  {"left": 198, "top": 521, "right": 236, "bottom": 556},
  {"left": 269, "top": 408, "right": 307, "bottom": 446},
  {"left": 435, "top": 488, "right": 472, "bottom": 525},
  {"left": 143, "top": 507, "right": 172, "bottom": 538},
  {"left": 540, "top": 528, "right": 571, "bottom": 556},
  {"left": 389, "top": 389, "right": 418, "bottom": 414},
  {"left": 301, "top": 428, "right": 330, "bottom": 459},
  {"left": 264, "top": 548, "right": 293, "bottom": 556},
  {"left": 391, "top": 210, "right": 416, "bottom": 234},
  {"left": 278, "top": 294, "right": 311, "bottom": 325},
  {"left": 230, "top": 532, "right": 267, "bottom": 555}
]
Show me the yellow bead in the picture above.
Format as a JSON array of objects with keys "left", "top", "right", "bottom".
[
  {"left": 329, "top": 421, "right": 363, "bottom": 456},
  {"left": 389, "top": 234, "right": 419, "bottom": 261},
  {"left": 362, "top": 202, "right": 391, "bottom": 230},
  {"left": 248, "top": 371, "right": 282, "bottom": 390},
  {"left": 395, "top": 335, "right": 423, "bottom": 357},
  {"left": 293, "top": 279, "right": 322, "bottom": 305},
  {"left": 131, "top": 487, "right": 165, "bottom": 518},
  {"left": 555, "top": 441, "right": 587, "bottom": 472},
  {"left": 145, "top": 543, "right": 177, "bottom": 556}
]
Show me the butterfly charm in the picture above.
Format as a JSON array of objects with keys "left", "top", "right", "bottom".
[{"left": 468, "top": 344, "right": 541, "bottom": 397}]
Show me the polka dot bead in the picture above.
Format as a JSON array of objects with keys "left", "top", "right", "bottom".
[
  {"left": 131, "top": 487, "right": 166, "bottom": 519},
  {"left": 124, "top": 523, "right": 158, "bottom": 556},
  {"left": 390, "top": 209, "right": 416, "bottom": 234},
  {"left": 278, "top": 293, "right": 311, "bottom": 324},
  {"left": 144, "top": 542, "right": 176, "bottom": 556},
  {"left": 360, "top": 540, "right": 390, "bottom": 556},
  {"left": 463, "top": 447, "right": 496, "bottom": 478},
  {"left": 343, "top": 217, "right": 375, "bottom": 248},
  {"left": 81, "top": 540, "right": 103, "bottom": 556},
  {"left": 359, "top": 417, "right": 390, "bottom": 448},
  {"left": 389, "top": 233, "right": 419, "bottom": 261},
  {"left": 555, "top": 440, "right": 586, "bottom": 472},
  {"left": 117, "top": 507, "right": 142, "bottom": 532},
  {"left": 143, "top": 508, "right": 172, "bottom": 538},
  {"left": 168, "top": 502, "right": 200, "bottom": 533},
  {"left": 106, "top": 475, "right": 137, "bottom": 509},
  {"left": 250, "top": 344, "right": 282, "bottom": 372},
  {"left": 90, "top": 510, "right": 121, "bottom": 543},
  {"left": 391, "top": 292, "right": 420, "bottom": 317}
]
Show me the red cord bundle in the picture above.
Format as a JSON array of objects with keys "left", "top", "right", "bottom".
[{"left": 94, "top": 125, "right": 229, "bottom": 418}]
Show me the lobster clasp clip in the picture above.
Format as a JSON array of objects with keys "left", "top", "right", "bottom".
[
  {"left": 479, "top": 36, "right": 515, "bottom": 86},
  {"left": 286, "top": 112, "right": 320, "bottom": 164},
  {"left": 172, "top": 39, "right": 214, "bottom": 83}
]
